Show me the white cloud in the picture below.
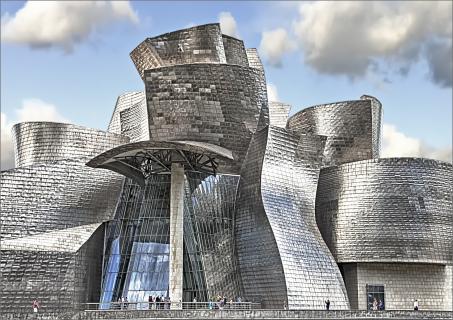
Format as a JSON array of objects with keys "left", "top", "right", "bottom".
[
  {"left": 1, "top": 113, "right": 15, "bottom": 171},
  {"left": 259, "top": 28, "right": 295, "bottom": 67},
  {"left": 381, "top": 123, "right": 452, "bottom": 162},
  {"left": 219, "top": 11, "right": 238, "bottom": 37},
  {"left": 291, "top": 1, "right": 452, "bottom": 87},
  {"left": 15, "top": 99, "right": 69, "bottom": 123},
  {"left": 1, "top": 1, "right": 138, "bottom": 52},
  {"left": 267, "top": 83, "right": 279, "bottom": 102},
  {"left": 1, "top": 99, "right": 69, "bottom": 171}
]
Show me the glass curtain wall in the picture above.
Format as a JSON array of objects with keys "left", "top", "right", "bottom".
[
  {"left": 100, "top": 176, "right": 171, "bottom": 309},
  {"left": 183, "top": 172, "right": 242, "bottom": 302},
  {"left": 100, "top": 171, "right": 243, "bottom": 307}
]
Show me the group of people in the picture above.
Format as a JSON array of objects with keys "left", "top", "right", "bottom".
[
  {"left": 208, "top": 295, "right": 244, "bottom": 310},
  {"left": 115, "top": 296, "right": 129, "bottom": 309},
  {"left": 371, "top": 298, "right": 385, "bottom": 311},
  {"left": 148, "top": 295, "right": 171, "bottom": 309}
]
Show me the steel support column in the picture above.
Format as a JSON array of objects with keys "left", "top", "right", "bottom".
[{"left": 169, "top": 163, "right": 184, "bottom": 308}]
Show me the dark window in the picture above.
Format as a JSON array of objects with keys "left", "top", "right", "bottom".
[
  {"left": 366, "top": 284, "right": 385, "bottom": 311},
  {"left": 418, "top": 196, "right": 425, "bottom": 209}
]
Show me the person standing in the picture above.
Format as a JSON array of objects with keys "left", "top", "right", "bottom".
[
  {"left": 414, "top": 299, "right": 419, "bottom": 311},
  {"left": 372, "top": 298, "right": 378, "bottom": 311},
  {"left": 378, "top": 299, "right": 384, "bottom": 310},
  {"left": 32, "top": 299, "right": 40, "bottom": 314},
  {"left": 325, "top": 299, "right": 330, "bottom": 310}
]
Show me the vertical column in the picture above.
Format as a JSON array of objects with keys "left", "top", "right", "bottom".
[{"left": 169, "top": 163, "right": 184, "bottom": 308}]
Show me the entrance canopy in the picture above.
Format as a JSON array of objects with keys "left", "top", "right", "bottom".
[{"left": 86, "top": 140, "right": 236, "bottom": 185}]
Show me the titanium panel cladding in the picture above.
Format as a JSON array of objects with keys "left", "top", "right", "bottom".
[
  {"left": 269, "top": 102, "right": 291, "bottom": 128},
  {"left": 316, "top": 158, "right": 453, "bottom": 264},
  {"left": 12, "top": 122, "right": 129, "bottom": 167},
  {"left": 130, "top": 24, "right": 227, "bottom": 80},
  {"left": 119, "top": 100, "right": 150, "bottom": 142},
  {"left": 236, "top": 125, "right": 349, "bottom": 309},
  {"left": 245, "top": 48, "right": 264, "bottom": 71},
  {"left": 0, "top": 159, "right": 124, "bottom": 240},
  {"left": 108, "top": 91, "right": 146, "bottom": 135},
  {"left": 222, "top": 35, "right": 249, "bottom": 66},
  {"left": 0, "top": 225, "right": 104, "bottom": 314},
  {"left": 144, "top": 63, "right": 267, "bottom": 171},
  {"left": 287, "top": 95, "right": 382, "bottom": 166}
]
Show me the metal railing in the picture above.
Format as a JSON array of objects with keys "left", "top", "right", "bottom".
[{"left": 84, "top": 301, "right": 261, "bottom": 311}]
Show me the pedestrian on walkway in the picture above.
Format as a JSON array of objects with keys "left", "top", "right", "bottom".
[
  {"left": 32, "top": 299, "right": 40, "bottom": 314},
  {"left": 325, "top": 299, "right": 330, "bottom": 310}
]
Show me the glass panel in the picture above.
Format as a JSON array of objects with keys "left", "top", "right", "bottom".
[{"left": 367, "top": 284, "right": 385, "bottom": 310}]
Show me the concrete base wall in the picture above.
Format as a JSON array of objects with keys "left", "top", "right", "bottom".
[
  {"left": 9, "top": 309, "right": 447, "bottom": 320},
  {"left": 341, "top": 263, "right": 452, "bottom": 311}
]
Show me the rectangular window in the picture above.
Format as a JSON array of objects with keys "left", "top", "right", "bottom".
[
  {"left": 418, "top": 196, "right": 425, "bottom": 209},
  {"left": 366, "top": 284, "right": 385, "bottom": 311}
]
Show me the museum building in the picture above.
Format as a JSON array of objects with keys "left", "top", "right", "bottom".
[{"left": 1, "top": 24, "right": 451, "bottom": 315}]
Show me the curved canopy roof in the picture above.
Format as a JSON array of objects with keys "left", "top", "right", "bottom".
[{"left": 86, "top": 140, "right": 237, "bottom": 185}]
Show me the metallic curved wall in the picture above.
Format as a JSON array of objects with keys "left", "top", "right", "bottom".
[
  {"left": 130, "top": 24, "right": 227, "bottom": 80},
  {"left": 13, "top": 122, "right": 129, "bottom": 167},
  {"left": 315, "top": 158, "right": 453, "bottom": 264},
  {"left": 269, "top": 101, "right": 291, "bottom": 128},
  {"left": 1, "top": 224, "right": 104, "bottom": 314},
  {"left": 0, "top": 159, "right": 124, "bottom": 240},
  {"left": 2, "top": 122, "right": 126, "bottom": 315},
  {"left": 108, "top": 91, "right": 146, "bottom": 135},
  {"left": 245, "top": 48, "right": 264, "bottom": 71},
  {"left": 144, "top": 63, "right": 267, "bottom": 171},
  {"left": 222, "top": 34, "right": 248, "bottom": 66},
  {"left": 235, "top": 125, "right": 350, "bottom": 309},
  {"left": 235, "top": 127, "right": 287, "bottom": 308},
  {"left": 287, "top": 95, "right": 382, "bottom": 166}
]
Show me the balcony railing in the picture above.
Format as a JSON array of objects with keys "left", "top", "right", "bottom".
[{"left": 85, "top": 301, "right": 261, "bottom": 311}]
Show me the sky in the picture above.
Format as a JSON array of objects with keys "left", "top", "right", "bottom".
[{"left": 1, "top": 1, "right": 452, "bottom": 170}]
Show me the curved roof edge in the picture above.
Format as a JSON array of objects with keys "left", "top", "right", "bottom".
[
  {"left": 320, "top": 157, "right": 453, "bottom": 173},
  {"left": 289, "top": 94, "right": 382, "bottom": 120},
  {"left": 12, "top": 121, "right": 128, "bottom": 140},
  {"left": 142, "top": 62, "right": 261, "bottom": 75}
]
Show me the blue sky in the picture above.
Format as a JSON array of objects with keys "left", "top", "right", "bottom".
[{"left": 1, "top": 1, "right": 452, "bottom": 169}]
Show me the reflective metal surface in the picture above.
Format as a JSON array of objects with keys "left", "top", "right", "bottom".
[
  {"left": 1, "top": 122, "right": 127, "bottom": 314},
  {"left": 235, "top": 125, "right": 349, "bottom": 309},
  {"left": 130, "top": 24, "right": 227, "bottom": 81},
  {"left": 1, "top": 23, "right": 451, "bottom": 317},
  {"left": 13, "top": 122, "right": 129, "bottom": 167},
  {"left": 143, "top": 63, "right": 267, "bottom": 172},
  {"left": 316, "top": 158, "right": 453, "bottom": 264},
  {"left": 287, "top": 95, "right": 382, "bottom": 166}
]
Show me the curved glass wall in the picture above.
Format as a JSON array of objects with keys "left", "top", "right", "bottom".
[
  {"left": 100, "top": 171, "right": 241, "bottom": 308},
  {"left": 100, "top": 175, "right": 171, "bottom": 309},
  {"left": 183, "top": 172, "right": 241, "bottom": 302}
]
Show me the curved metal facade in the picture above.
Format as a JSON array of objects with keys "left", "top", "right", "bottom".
[
  {"left": 222, "top": 34, "right": 249, "bottom": 66},
  {"left": 143, "top": 64, "right": 267, "bottom": 172},
  {"left": 1, "top": 160, "right": 124, "bottom": 240},
  {"left": 236, "top": 125, "right": 350, "bottom": 309},
  {"left": 315, "top": 158, "right": 453, "bottom": 264},
  {"left": 13, "top": 122, "right": 129, "bottom": 167},
  {"left": 287, "top": 95, "right": 382, "bottom": 166},
  {"left": 108, "top": 91, "right": 146, "bottom": 136},
  {"left": 2, "top": 22, "right": 452, "bottom": 316},
  {"left": 130, "top": 24, "right": 227, "bottom": 80},
  {"left": 1, "top": 120, "right": 127, "bottom": 315}
]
